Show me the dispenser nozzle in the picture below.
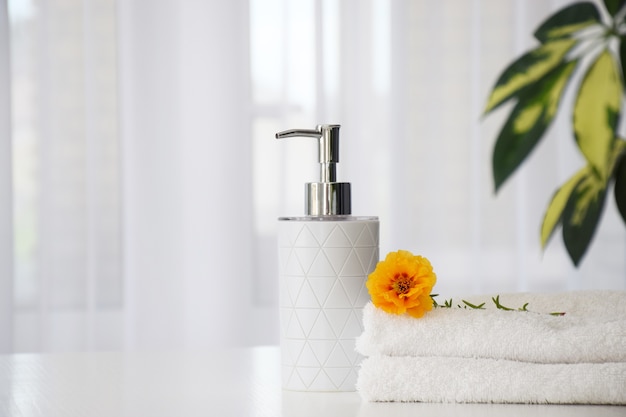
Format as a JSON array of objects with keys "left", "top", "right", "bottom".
[
  {"left": 275, "top": 124, "right": 340, "bottom": 183},
  {"left": 275, "top": 124, "right": 351, "bottom": 216}
]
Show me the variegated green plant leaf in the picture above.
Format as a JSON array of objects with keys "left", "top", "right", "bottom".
[
  {"left": 540, "top": 166, "right": 589, "bottom": 248},
  {"left": 492, "top": 60, "right": 578, "bottom": 191},
  {"left": 573, "top": 50, "right": 622, "bottom": 181},
  {"left": 542, "top": 138, "right": 625, "bottom": 250},
  {"left": 484, "top": 38, "right": 577, "bottom": 114},
  {"left": 561, "top": 169, "right": 608, "bottom": 266},
  {"left": 603, "top": 0, "right": 626, "bottom": 17},
  {"left": 534, "top": 2, "right": 601, "bottom": 43}
]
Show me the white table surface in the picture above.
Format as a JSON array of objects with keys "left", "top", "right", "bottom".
[{"left": 0, "top": 346, "right": 623, "bottom": 417}]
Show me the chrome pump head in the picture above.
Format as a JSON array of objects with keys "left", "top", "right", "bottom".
[{"left": 276, "top": 124, "right": 351, "bottom": 216}]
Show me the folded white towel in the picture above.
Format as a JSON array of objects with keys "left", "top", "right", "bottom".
[
  {"left": 356, "top": 290, "right": 626, "bottom": 364},
  {"left": 357, "top": 355, "right": 626, "bottom": 404}
]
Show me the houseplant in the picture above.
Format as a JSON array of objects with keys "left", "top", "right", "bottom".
[{"left": 484, "top": 0, "right": 626, "bottom": 266}]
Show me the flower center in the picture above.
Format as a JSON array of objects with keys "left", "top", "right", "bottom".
[{"left": 392, "top": 274, "right": 414, "bottom": 295}]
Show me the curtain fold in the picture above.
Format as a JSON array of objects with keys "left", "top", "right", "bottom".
[
  {"left": 118, "top": 0, "right": 254, "bottom": 350},
  {"left": 117, "top": 0, "right": 185, "bottom": 351},
  {"left": 0, "top": 0, "right": 14, "bottom": 354}
]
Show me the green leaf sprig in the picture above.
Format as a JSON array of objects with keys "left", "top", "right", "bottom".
[{"left": 430, "top": 294, "right": 565, "bottom": 316}]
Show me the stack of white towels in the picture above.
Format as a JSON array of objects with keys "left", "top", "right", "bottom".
[{"left": 355, "top": 290, "right": 626, "bottom": 404}]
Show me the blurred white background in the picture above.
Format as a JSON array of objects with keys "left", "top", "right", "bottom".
[{"left": 0, "top": 0, "right": 624, "bottom": 353}]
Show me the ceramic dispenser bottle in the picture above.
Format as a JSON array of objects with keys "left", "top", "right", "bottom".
[{"left": 276, "top": 124, "right": 379, "bottom": 391}]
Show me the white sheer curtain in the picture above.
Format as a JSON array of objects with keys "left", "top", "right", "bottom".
[
  {"left": 2, "top": 0, "right": 624, "bottom": 353},
  {"left": 7, "top": 0, "right": 124, "bottom": 352}
]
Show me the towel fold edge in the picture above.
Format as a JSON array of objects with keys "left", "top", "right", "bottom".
[{"left": 357, "top": 355, "right": 626, "bottom": 405}]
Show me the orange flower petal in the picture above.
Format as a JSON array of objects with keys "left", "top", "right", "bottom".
[{"left": 366, "top": 250, "right": 437, "bottom": 318}]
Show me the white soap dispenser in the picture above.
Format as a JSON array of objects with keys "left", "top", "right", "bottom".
[{"left": 276, "top": 124, "right": 379, "bottom": 392}]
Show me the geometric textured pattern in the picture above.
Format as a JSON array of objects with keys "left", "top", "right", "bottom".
[{"left": 278, "top": 219, "right": 379, "bottom": 391}]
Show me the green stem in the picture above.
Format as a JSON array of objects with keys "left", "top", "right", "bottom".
[{"left": 462, "top": 300, "right": 486, "bottom": 310}]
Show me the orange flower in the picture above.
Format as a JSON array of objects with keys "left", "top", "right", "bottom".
[{"left": 366, "top": 250, "right": 437, "bottom": 318}]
